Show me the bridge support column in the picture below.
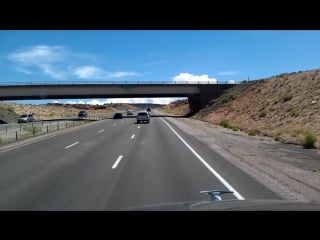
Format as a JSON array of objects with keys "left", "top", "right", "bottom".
[
  {"left": 188, "top": 95, "right": 202, "bottom": 113},
  {"left": 188, "top": 85, "right": 234, "bottom": 113}
]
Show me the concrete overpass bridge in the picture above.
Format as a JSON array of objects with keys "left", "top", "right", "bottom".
[{"left": 0, "top": 81, "right": 235, "bottom": 112}]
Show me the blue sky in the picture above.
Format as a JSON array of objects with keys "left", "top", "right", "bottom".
[{"left": 1, "top": 30, "right": 320, "bottom": 104}]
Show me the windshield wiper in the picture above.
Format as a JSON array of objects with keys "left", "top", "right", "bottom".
[{"left": 200, "top": 190, "right": 234, "bottom": 201}]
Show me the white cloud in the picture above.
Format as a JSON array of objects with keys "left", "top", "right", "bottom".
[
  {"left": 40, "top": 64, "right": 66, "bottom": 79},
  {"left": 15, "top": 67, "right": 32, "bottom": 75},
  {"left": 108, "top": 71, "right": 137, "bottom": 78},
  {"left": 9, "top": 45, "right": 66, "bottom": 65},
  {"left": 65, "top": 100, "right": 85, "bottom": 104},
  {"left": 173, "top": 73, "right": 217, "bottom": 83},
  {"left": 8, "top": 45, "right": 139, "bottom": 80},
  {"left": 61, "top": 97, "right": 187, "bottom": 105},
  {"left": 228, "top": 80, "right": 236, "bottom": 84},
  {"left": 86, "top": 99, "right": 107, "bottom": 105},
  {"left": 218, "top": 71, "right": 241, "bottom": 76},
  {"left": 72, "top": 65, "right": 137, "bottom": 79},
  {"left": 9, "top": 45, "right": 68, "bottom": 80},
  {"left": 104, "top": 97, "right": 186, "bottom": 104},
  {"left": 72, "top": 66, "right": 102, "bottom": 79}
]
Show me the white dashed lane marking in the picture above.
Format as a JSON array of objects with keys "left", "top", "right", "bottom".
[
  {"left": 65, "top": 141, "right": 79, "bottom": 149},
  {"left": 112, "top": 155, "right": 123, "bottom": 169}
]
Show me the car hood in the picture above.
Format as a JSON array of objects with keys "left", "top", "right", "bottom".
[{"left": 125, "top": 199, "right": 320, "bottom": 211}]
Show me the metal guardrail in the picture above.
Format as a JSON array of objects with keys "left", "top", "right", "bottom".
[
  {"left": 0, "top": 113, "right": 113, "bottom": 144},
  {"left": 0, "top": 80, "right": 237, "bottom": 86}
]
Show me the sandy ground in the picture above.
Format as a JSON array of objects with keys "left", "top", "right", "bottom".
[{"left": 160, "top": 110, "right": 320, "bottom": 203}]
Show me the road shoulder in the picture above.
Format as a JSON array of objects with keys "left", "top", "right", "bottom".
[{"left": 162, "top": 113, "right": 320, "bottom": 203}]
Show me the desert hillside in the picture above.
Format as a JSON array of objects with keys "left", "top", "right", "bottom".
[
  {"left": 0, "top": 102, "right": 139, "bottom": 123},
  {"left": 162, "top": 69, "right": 320, "bottom": 148}
]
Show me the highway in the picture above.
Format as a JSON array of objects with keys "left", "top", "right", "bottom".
[{"left": 0, "top": 111, "right": 279, "bottom": 210}]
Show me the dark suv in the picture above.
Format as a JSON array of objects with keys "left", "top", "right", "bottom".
[
  {"left": 78, "top": 110, "right": 88, "bottom": 118},
  {"left": 113, "top": 112, "right": 123, "bottom": 119}
]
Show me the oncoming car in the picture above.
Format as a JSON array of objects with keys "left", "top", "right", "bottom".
[
  {"left": 78, "top": 110, "right": 88, "bottom": 118},
  {"left": 136, "top": 111, "right": 150, "bottom": 123}
]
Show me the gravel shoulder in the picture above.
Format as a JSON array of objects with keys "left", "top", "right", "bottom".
[{"left": 161, "top": 112, "right": 320, "bottom": 203}]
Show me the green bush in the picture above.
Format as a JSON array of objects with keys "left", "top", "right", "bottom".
[
  {"left": 240, "top": 80, "right": 248, "bottom": 84},
  {"left": 301, "top": 131, "right": 317, "bottom": 149},
  {"left": 228, "top": 92, "right": 236, "bottom": 101},
  {"left": 281, "top": 93, "right": 293, "bottom": 102},
  {"left": 289, "top": 107, "right": 300, "bottom": 117},
  {"left": 248, "top": 131, "right": 256, "bottom": 136},
  {"left": 279, "top": 73, "right": 290, "bottom": 79},
  {"left": 220, "top": 119, "right": 232, "bottom": 129},
  {"left": 248, "top": 130, "right": 258, "bottom": 136},
  {"left": 232, "top": 126, "right": 240, "bottom": 131},
  {"left": 0, "top": 138, "right": 2, "bottom": 144},
  {"left": 7, "top": 107, "right": 15, "bottom": 113}
]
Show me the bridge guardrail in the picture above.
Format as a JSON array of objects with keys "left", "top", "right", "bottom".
[{"left": 0, "top": 80, "right": 237, "bottom": 86}]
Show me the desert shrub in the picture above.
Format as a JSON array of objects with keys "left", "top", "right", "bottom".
[
  {"left": 232, "top": 126, "right": 240, "bottom": 131},
  {"left": 280, "top": 93, "right": 293, "bottom": 102},
  {"left": 248, "top": 129, "right": 260, "bottom": 136},
  {"left": 289, "top": 107, "right": 300, "bottom": 117},
  {"left": 7, "top": 107, "right": 15, "bottom": 113},
  {"left": 301, "top": 131, "right": 317, "bottom": 149},
  {"left": 220, "top": 119, "right": 232, "bottom": 129}
]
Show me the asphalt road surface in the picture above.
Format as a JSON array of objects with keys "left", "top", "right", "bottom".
[{"left": 0, "top": 112, "right": 279, "bottom": 210}]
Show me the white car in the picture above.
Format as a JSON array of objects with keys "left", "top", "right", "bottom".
[
  {"left": 136, "top": 111, "right": 150, "bottom": 123},
  {"left": 18, "top": 114, "right": 34, "bottom": 123}
]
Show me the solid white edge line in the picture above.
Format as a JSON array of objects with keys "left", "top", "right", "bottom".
[
  {"left": 65, "top": 141, "right": 79, "bottom": 149},
  {"left": 98, "top": 129, "right": 105, "bottom": 133},
  {"left": 131, "top": 134, "right": 135, "bottom": 139},
  {"left": 112, "top": 155, "right": 123, "bottom": 169},
  {"left": 160, "top": 117, "right": 245, "bottom": 200}
]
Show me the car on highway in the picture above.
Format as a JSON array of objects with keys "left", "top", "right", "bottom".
[
  {"left": 78, "top": 110, "right": 88, "bottom": 118},
  {"left": 137, "top": 111, "right": 150, "bottom": 123},
  {"left": 113, "top": 112, "right": 123, "bottom": 119},
  {"left": 127, "top": 109, "right": 134, "bottom": 116},
  {"left": 147, "top": 107, "right": 151, "bottom": 112},
  {"left": 18, "top": 114, "right": 34, "bottom": 123}
]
